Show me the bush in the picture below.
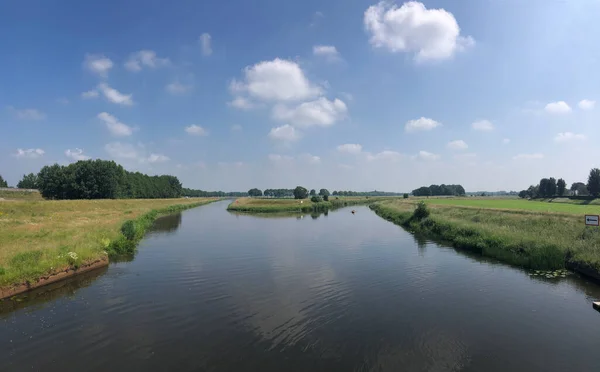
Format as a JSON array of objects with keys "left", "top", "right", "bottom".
[
  {"left": 121, "top": 220, "right": 137, "bottom": 240},
  {"left": 403, "top": 193, "right": 409, "bottom": 199},
  {"left": 413, "top": 201, "right": 430, "bottom": 220},
  {"left": 311, "top": 195, "right": 323, "bottom": 203},
  {"left": 323, "top": 194, "right": 329, "bottom": 201}
]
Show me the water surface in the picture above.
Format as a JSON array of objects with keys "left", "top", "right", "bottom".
[{"left": 1, "top": 201, "right": 600, "bottom": 371}]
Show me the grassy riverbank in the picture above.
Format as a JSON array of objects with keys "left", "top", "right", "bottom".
[
  {"left": 419, "top": 197, "right": 600, "bottom": 214},
  {"left": 370, "top": 199, "right": 600, "bottom": 276},
  {"left": 227, "top": 196, "right": 392, "bottom": 213},
  {"left": 0, "top": 198, "right": 219, "bottom": 289}
]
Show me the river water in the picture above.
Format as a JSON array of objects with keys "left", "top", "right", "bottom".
[{"left": 1, "top": 201, "right": 600, "bottom": 371}]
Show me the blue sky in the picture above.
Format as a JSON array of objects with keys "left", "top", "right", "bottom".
[{"left": 2, "top": 0, "right": 600, "bottom": 192}]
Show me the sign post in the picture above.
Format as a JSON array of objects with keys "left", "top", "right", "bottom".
[{"left": 585, "top": 215, "right": 599, "bottom": 226}]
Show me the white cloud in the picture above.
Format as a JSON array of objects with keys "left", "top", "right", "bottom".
[
  {"left": 447, "top": 140, "right": 468, "bottom": 150},
  {"left": 513, "top": 153, "right": 544, "bottom": 160},
  {"left": 98, "top": 83, "right": 133, "bottom": 106},
  {"left": 98, "top": 112, "right": 134, "bottom": 137},
  {"left": 554, "top": 132, "right": 586, "bottom": 143},
  {"left": 147, "top": 153, "right": 170, "bottom": 163},
  {"left": 544, "top": 101, "right": 571, "bottom": 114},
  {"left": 81, "top": 89, "right": 99, "bottom": 99},
  {"left": 578, "top": 99, "right": 595, "bottom": 110},
  {"left": 268, "top": 154, "right": 294, "bottom": 163},
  {"left": 200, "top": 33, "right": 212, "bottom": 56},
  {"left": 65, "top": 148, "right": 90, "bottom": 161},
  {"left": 228, "top": 96, "right": 255, "bottom": 110},
  {"left": 231, "top": 124, "right": 243, "bottom": 132},
  {"left": 268, "top": 124, "right": 302, "bottom": 142},
  {"left": 166, "top": 81, "right": 193, "bottom": 95},
  {"left": 405, "top": 117, "right": 441, "bottom": 132},
  {"left": 185, "top": 124, "right": 208, "bottom": 136},
  {"left": 472, "top": 119, "right": 494, "bottom": 131},
  {"left": 313, "top": 45, "right": 341, "bottom": 62},
  {"left": 84, "top": 54, "right": 113, "bottom": 77},
  {"left": 367, "top": 150, "right": 403, "bottom": 161},
  {"left": 13, "top": 148, "right": 44, "bottom": 159},
  {"left": 364, "top": 1, "right": 474, "bottom": 62},
  {"left": 337, "top": 143, "right": 363, "bottom": 154},
  {"left": 414, "top": 150, "right": 440, "bottom": 161},
  {"left": 105, "top": 142, "right": 139, "bottom": 160},
  {"left": 299, "top": 153, "right": 321, "bottom": 164},
  {"left": 272, "top": 97, "right": 347, "bottom": 127},
  {"left": 502, "top": 138, "right": 510, "bottom": 144},
  {"left": 124, "top": 50, "right": 170, "bottom": 72},
  {"left": 230, "top": 58, "right": 322, "bottom": 102},
  {"left": 10, "top": 107, "right": 45, "bottom": 121}
]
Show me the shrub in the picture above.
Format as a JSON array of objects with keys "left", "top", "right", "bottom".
[
  {"left": 323, "top": 194, "right": 329, "bottom": 201},
  {"left": 311, "top": 195, "right": 323, "bottom": 203},
  {"left": 121, "top": 220, "right": 137, "bottom": 240},
  {"left": 413, "top": 201, "right": 430, "bottom": 220},
  {"left": 0, "top": 267, "right": 5, "bottom": 276},
  {"left": 403, "top": 193, "right": 409, "bottom": 199}
]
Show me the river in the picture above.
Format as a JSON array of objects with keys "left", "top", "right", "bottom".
[{"left": 1, "top": 201, "right": 600, "bottom": 371}]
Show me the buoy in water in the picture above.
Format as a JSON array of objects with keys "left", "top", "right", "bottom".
[{"left": 351, "top": 210, "right": 356, "bottom": 214}]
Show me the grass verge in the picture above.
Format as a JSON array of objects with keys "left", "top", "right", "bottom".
[
  {"left": 227, "top": 196, "right": 394, "bottom": 213},
  {"left": 370, "top": 200, "right": 600, "bottom": 278},
  {"left": 0, "top": 198, "right": 219, "bottom": 289}
]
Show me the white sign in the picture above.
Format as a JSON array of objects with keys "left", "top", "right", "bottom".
[{"left": 585, "top": 215, "right": 599, "bottom": 226}]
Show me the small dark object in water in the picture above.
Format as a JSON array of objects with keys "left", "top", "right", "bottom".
[{"left": 351, "top": 210, "right": 356, "bottom": 214}]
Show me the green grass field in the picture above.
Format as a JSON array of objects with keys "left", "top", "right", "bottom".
[
  {"left": 227, "top": 196, "right": 393, "bottom": 213},
  {"left": 421, "top": 197, "right": 600, "bottom": 215}
]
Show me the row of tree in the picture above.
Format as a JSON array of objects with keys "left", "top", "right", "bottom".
[
  {"left": 182, "top": 188, "right": 247, "bottom": 197},
  {"left": 411, "top": 184, "right": 466, "bottom": 197},
  {"left": 248, "top": 188, "right": 405, "bottom": 198},
  {"left": 30, "top": 160, "right": 183, "bottom": 199},
  {"left": 518, "top": 169, "right": 600, "bottom": 198}
]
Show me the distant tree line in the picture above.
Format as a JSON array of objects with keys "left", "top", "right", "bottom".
[
  {"left": 518, "top": 168, "right": 600, "bottom": 199},
  {"left": 411, "top": 184, "right": 466, "bottom": 197},
  {"left": 35, "top": 160, "right": 182, "bottom": 199},
  {"left": 0, "top": 174, "right": 8, "bottom": 188},
  {"left": 331, "top": 190, "right": 403, "bottom": 196},
  {"left": 182, "top": 188, "right": 247, "bottom": 197},
  {"left": 246, "top": 188, "right": 404, "bottom": 198}
]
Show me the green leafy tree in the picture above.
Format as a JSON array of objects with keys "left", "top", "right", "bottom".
[
  {"left": 587, "top": 168, "right": 600, "bottom": 197},
  {"left": 311, "top": 195, "right": 322, "bottom": 203},
  {"left": 571, "top": 182, "right": 588, "bottom": 196},
  {"left": 309, "top": 189, "right": 316, "bottom": 196},
  {"left": 323, "top": 194, "right": 329, "bottom": 201},
  {"left": 0, "top": 174, "right": 7, "bottom": 188},
  {"left": 557, "top": 178, "right": 566, "bottom": 196},
  {"left": 293, "top": 186, "right": 308, "bottom": 199},
  {"left": 17, "top": 173, "right": 38, "bottom": 189},
  {"left": 318, "top": 188, "right": 330, "bottom": 197},
  {"left": 547, "top": 177, "right": 557, "bottom": 197},
  {"left": 248, "top": 188, "right": 262, "bottom": 197}
]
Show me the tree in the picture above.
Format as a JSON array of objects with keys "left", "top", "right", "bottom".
[
  {"left": 518, "top": 190, "right": 528, "bottom": 199},
  {"left": 332, "top": 191, "right": 338, "bottom": 196},
  {"left": 318, "top": 188, "right": 330, "bottom": 197},
  {"left": 309, "top": 189, "right": 316, "bottom": 196},
  {"left": 557, "top": 178, "right": 566, "bottom": 196},
  {"left": 0, "top": 174, "right": 7, "bottom": 188},
  {"left": 547, "top": 177, "right": 557, "bottom": 197},
  {"left": 571, "top": 182, "right": 588, "bottom": 196},
  {"left": 293, "top": 186, "right": 308, "bottom": 199},
  {"left": 587, "top": 168, "right": 600, "bottom": 197},
  {"left": 323, "top": 194, "right": 329, "bottom": 201},
  {"left": 538, "top": 178, "right": 549, "bottom": 197},
  {"left": 248, "top": 188, "right": 262, "bottom": 197},
  {"left": 17, "top": 173, "right": 38, "bottom": 189}
]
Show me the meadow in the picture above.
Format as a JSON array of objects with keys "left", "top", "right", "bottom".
[
  {"left": 371, "top": 198, "right": 600, "bottom": 278},
  {"left": 0, "top": 197, "right": 219, "bottom": 289}
]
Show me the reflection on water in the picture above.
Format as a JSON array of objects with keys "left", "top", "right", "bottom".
[
  {"left": 148, "top": 212, "right": 182, "bottom": 235},
  {"left": 1, "top": 201, "right": 600, "bottom": 371}
]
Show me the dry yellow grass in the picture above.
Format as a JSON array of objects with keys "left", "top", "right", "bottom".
[{"left": 0, "top": 198, "right": 218, "bottom": 286}]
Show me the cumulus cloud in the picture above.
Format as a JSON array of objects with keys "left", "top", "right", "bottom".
[
  {"left": 299, "top": 153, "right": 321, "bottom": 164},
  {"left": 83, "top": 54, "right": 113, "bottom": 77},
  {"left": 578, "top": 99, "right": 595, "bottom": 110},
  {"left": 124, "top": 50, "right": 170, "bottom": 72},
  {"left": 13, "top": 148, "right": 44, "bottom": 159},
  {"left": 367, "top": 150, "right": 403, "bottom": 161},
  {"left": 268, "top": 124, "right": 301, "bottom": 142},
  {"left": 185, "top": 124, "right": 208, "bottom": 136},
  {"left": 337, "top": 143, "right": 363, "bottom": 154},
  {"left": 513, "top": 153, "right": 544, "bottom": 160},
  {"left": 166, "top": 81, "right": 193, "bottom": 95},
  {"left": 554, "top": 132, "right": 586, "bottom": 143},
  {"left": 81, "top": 89, "right": 99, "bottom": 99},
  {"left": 413, "top": 150, "right": 440, "bottom": 161},
  {"left": 230, "top": 58, "right": 322, "bottom": 102},
  {"left": 472, "top": 119, "right": 494, "bottom": 131},
  {"left": 447, "top": 140, "right": 468, "bottom": 150},
  {"left": 200, "top": 33, "right": 212, "bottom": 56},
  {"left": 364, "top": 1, "right": 474, "bottom": 62},
  {"left": 228, "top": 96, "right": 255, "bottom": 110},
  {"left": 313, "top": 45, "right": 341, "bottom": 62},
  {"left": 544, "top": 101, "right": 571, "bottom": 114},
  {"left": 10, "top": 107, "right": 45, "bottom": 121},
  {"left": 98, "top": 112, "right": 134, "bottom": 137},
  {"left": 98, "top": 83, "right": 133, "bottom": 106},
  {"left": 105, "top": 142, "right": 139, "bottom": 160},
  {"left": 405, "top": 117, "right": 441, "bottom": 132},
  {"left": 65, "top": 148, "right": 90, "bottom": 161},
  {"left": 147, "top": 153, "right": 170, "bottom": 163},
  {"left": 272, "top": 97, "right": 347, "bottom": 127}
]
